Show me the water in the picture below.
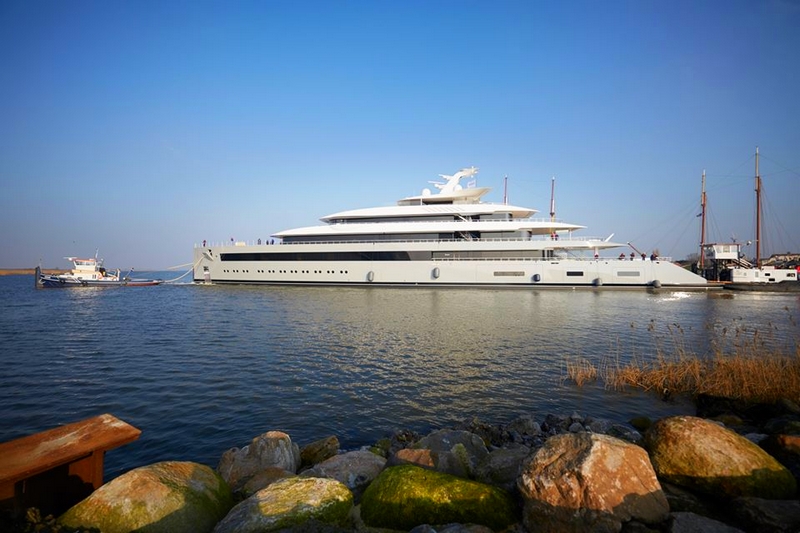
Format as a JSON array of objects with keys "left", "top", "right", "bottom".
[{"left": 1, "top": 274, "right": 798, "bottom": 478}]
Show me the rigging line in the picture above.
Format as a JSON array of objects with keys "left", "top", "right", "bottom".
[
  {"left": 758, "top": 153, "right": 800, "bottom": 180},
  {"left": 659, "top": 208, "right": 697, "bottom": 259},
  {"left": 626, "top": 193, "right": 698, "bottom": 251},
  {"left": 760, "top": 188, "right": 800, "bottom": 255},
  {"left": 160, "top": 257, "right": 204, "bottom": 284}
]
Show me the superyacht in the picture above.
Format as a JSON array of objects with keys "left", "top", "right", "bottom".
[{"left": 193, "top": 167, "right": 707, "bottom": 288}]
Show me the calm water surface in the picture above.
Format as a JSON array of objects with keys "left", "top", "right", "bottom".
[{"left": 1, "top": 274, "right": 798, "bottom": 477}]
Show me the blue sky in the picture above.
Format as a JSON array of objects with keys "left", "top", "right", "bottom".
[{"left": 1, "top": 0, "right": 798, "bottom": 269}]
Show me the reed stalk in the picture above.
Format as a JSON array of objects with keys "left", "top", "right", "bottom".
[{"left": 569, "top": 319, "right": 800, "bottom": 404}]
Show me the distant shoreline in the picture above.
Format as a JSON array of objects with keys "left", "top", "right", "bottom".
[{"left": 0, "top": 269, "right": 66, "bottom": 276}]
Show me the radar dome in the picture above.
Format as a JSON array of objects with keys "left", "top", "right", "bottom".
[
  {"left": 422, "top": 188, "right": 431, "bottom": 196},
  {"left": 454, "top": 184, "right": 463, "bottom": 191}
]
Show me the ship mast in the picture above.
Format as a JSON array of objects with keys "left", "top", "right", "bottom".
[
  {"left": 548, "top": 176, "right": 556, "bottom": 240},
  {"left": 699, "top": 169, "right": 706, "bottom": 270},
  {"left": 755, "top": 146, "right": 761, "bottom": 268}
]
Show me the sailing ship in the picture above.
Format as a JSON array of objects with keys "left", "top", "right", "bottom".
[{"left": 697, "top": 148, "right": 799, "bottom": 291}]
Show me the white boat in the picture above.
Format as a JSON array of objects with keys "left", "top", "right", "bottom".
[
  {"left": 193, "top": 167, "right": 708, "bottom": 288},
  {"left": 36, "top": 254, "right": 162, "bottom": 288}
]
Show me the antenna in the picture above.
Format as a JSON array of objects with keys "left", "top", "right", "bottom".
[
  {"left": 549, "top": 177, "right": 556, "bottom": 222},
  {"left": 503, "top": 175, "right": 508, "bottom": 205}
]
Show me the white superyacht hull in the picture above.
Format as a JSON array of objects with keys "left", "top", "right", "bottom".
[{"left": 192, "top": 243, "right": 708, "bottom": 288}]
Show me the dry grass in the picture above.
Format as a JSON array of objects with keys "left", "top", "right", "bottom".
[
  {"left": 567, "top": 320, "right": 800, "bottom": 404},
  {"left": 564, "top": 358, "right": 598, "bottom": 386}
]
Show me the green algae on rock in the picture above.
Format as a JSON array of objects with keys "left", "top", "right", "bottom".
[
  {"left": 360, "top": 464, "right": 516, "bottom": 531},
  {"left": 213, "top": 476, "right": 353, "bottom": 533},
  {"left": 645, "top": 415, "right": 797, "bottom": 500},
  {"left": 58, "top": 461, "right": 233, "bottom": 533}
]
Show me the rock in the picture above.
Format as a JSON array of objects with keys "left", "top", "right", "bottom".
[
  {"left": 300, "top": 435, "right": 339, "bottom": 468},
  {"left": 360, "top": 464, "right": 516, "bottom": 531},
  {"left": 59, "top": 461, "right": 232, "bottom": 533},
  {"left": 667, "top": 512, "right": 745, "bottom": 533},
  {"left": 660, "top": 482, "right": 714, "bottom": 516},
  {"left": 389, "top": 447, "right": 437, "bottom": 469},
  {"left": 568, "top": 422, "right": 584, "bottom": 433},
  {"left": 585, "top": 417, "right": 614, "bottom": 434},
  {"left": 439, "top": 525, "right": 495, "bottom": 533},
  {"left": 608, "top": 423, "right": 644, "bottom": 444},
  {"left": 415, "top": 429, "right": 489, "bottom": 478},
  {"left": 629, "top": 416, "right": 654, "bottom": 432},
  {"left": 213, "top": 477, "right": 353, "bottom": 533},
  {"left": 239, "top": 467, "right": 295, "bottom": 498},
  {"left": 778, "top": 398, "right": 800, "bottom": 415},
  {"left": 300, "top": 450, "right": 386, "bottom": 500},
  {"left": 369, "top": 437, "right": 391, "bottom": 457},
  {"left": 457, "top": 416, "right": 505, "bottom": 447},
  {"left": 217, "top": 430, "right": 300, "bottom": 490},
  {"left": 542, "top": 413, "right": 570, "bottom": 433},
  {"left": 517, "top": 432, "right": 668, "bottom": 533},
  {"left": 764, "top": 416, "right": 800, "bottom": 435},
  {"left": 474, "top": 446, "right": 531, "bottom": 493},
  {"left": 506, "top": 415, "right": 542, "bottom": 438},
  {"left": 731, "top": 497, "right": 800, "bottom": 533},
  {"left": 644, "top": 416, "right": 797, "bottom": 499}
]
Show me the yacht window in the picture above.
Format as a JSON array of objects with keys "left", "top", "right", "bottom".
[{"left": 566, "top": 271, "right": 584, "bottom": 277}]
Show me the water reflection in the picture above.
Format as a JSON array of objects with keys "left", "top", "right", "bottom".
[{"left": 1, "top": 277, "right": 798, "bottom": 475}]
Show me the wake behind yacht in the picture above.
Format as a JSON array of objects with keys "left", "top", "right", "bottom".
[{"left": 193, "top": 167, "right": 707, "bottom": 288}]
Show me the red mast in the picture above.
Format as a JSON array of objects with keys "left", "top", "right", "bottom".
[
  {"left": 755, "top": 146, "right": 761, "bottom": 268},
  {"left": 699, "top": 170, "right": 706, "bottom": 270}
]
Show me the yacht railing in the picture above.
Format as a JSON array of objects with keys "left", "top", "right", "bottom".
[
  {"left": 195, "top": 235, "right": 613, "bottom": 248},
  {"left": 325, "top": 216, "right": 565, "bottom": 225},
  {"left": 432, "top": 256, "right": 673, "bottom": 262}
]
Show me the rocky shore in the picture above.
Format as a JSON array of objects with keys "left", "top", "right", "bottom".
[{"left": 26, "top": 396, "right": 800, "bottom": 532}]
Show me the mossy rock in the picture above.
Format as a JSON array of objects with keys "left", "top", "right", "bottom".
[
  {"left": 58, "top": 461, "right": 233, "bottom": 533},
  {"left": 645, "top": 416, "right": 797, "bottom": 499},
  {"left": 213, "top": 476, "right": 353, "bottom": 533},
  {"left": 360, "top": 464, "right": 517, "bottom": 530}
]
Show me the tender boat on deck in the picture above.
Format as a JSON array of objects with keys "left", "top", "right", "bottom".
[{"left": 36, "top": 255, "right": 162, "bottom": 288}]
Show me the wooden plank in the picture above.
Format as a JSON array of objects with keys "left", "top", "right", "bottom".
[{"left": 0, "top": 413, "right": 141, "bottom": 486}]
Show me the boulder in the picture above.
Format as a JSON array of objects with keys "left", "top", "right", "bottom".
[
  {"left": 213, "top": 477, "right": 353, "bottom": 533},
  {"left": 731, "top": 497, "right": 800, "bottom": 533},
  {"left": 506, "top": 415, "right": 542, "bottom": 438},
  {"left": 300, "top": 435, "right": 339, "bottom": 468},
  {"left": 300, "top": 449, "right": 386, "bottom": 499},
  {"left": 517, "top": 433, "right": 668, "bottom": 533},
  {"left": 389, "top": 447, "right": 437, "bottom": 469},
  {"left": 413, "top": 429, "right": 489, "bottom": 478},
  {"left": 668, "top": 512, "right": 745, "bottom": 533},
  {"left": 474, "top": 446, "right": 531, "bottom": 493},
  {"left": 59, "top": 461, "right": 232, "bottom": 533},
  {"left": 360, "top": 464, "right": 516, "bottom": 531},
  {"left": 239, "top": 467, "right": 295, "bottom": 498},
  {"left": 217, "top": 430, "right": 300, "bottom": 490},
  {"left": 644, "top": 416, "right": 797, "bottom": 499}
]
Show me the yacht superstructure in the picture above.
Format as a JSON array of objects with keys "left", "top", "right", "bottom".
[{"left": 193, "top": 167, "right": 707, "bottom": 288}]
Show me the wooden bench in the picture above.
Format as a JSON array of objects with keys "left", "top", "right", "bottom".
[{"left": 0, "top": 413, "right": 141, "bottom": 515}]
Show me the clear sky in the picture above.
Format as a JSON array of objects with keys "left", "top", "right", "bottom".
[{"left": 1, "top": 0, "right": 798, "bottom": 270}]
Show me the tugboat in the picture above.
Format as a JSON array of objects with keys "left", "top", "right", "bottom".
[{"left": 35, "top": 253, "right": 162, "bottom": 288}]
